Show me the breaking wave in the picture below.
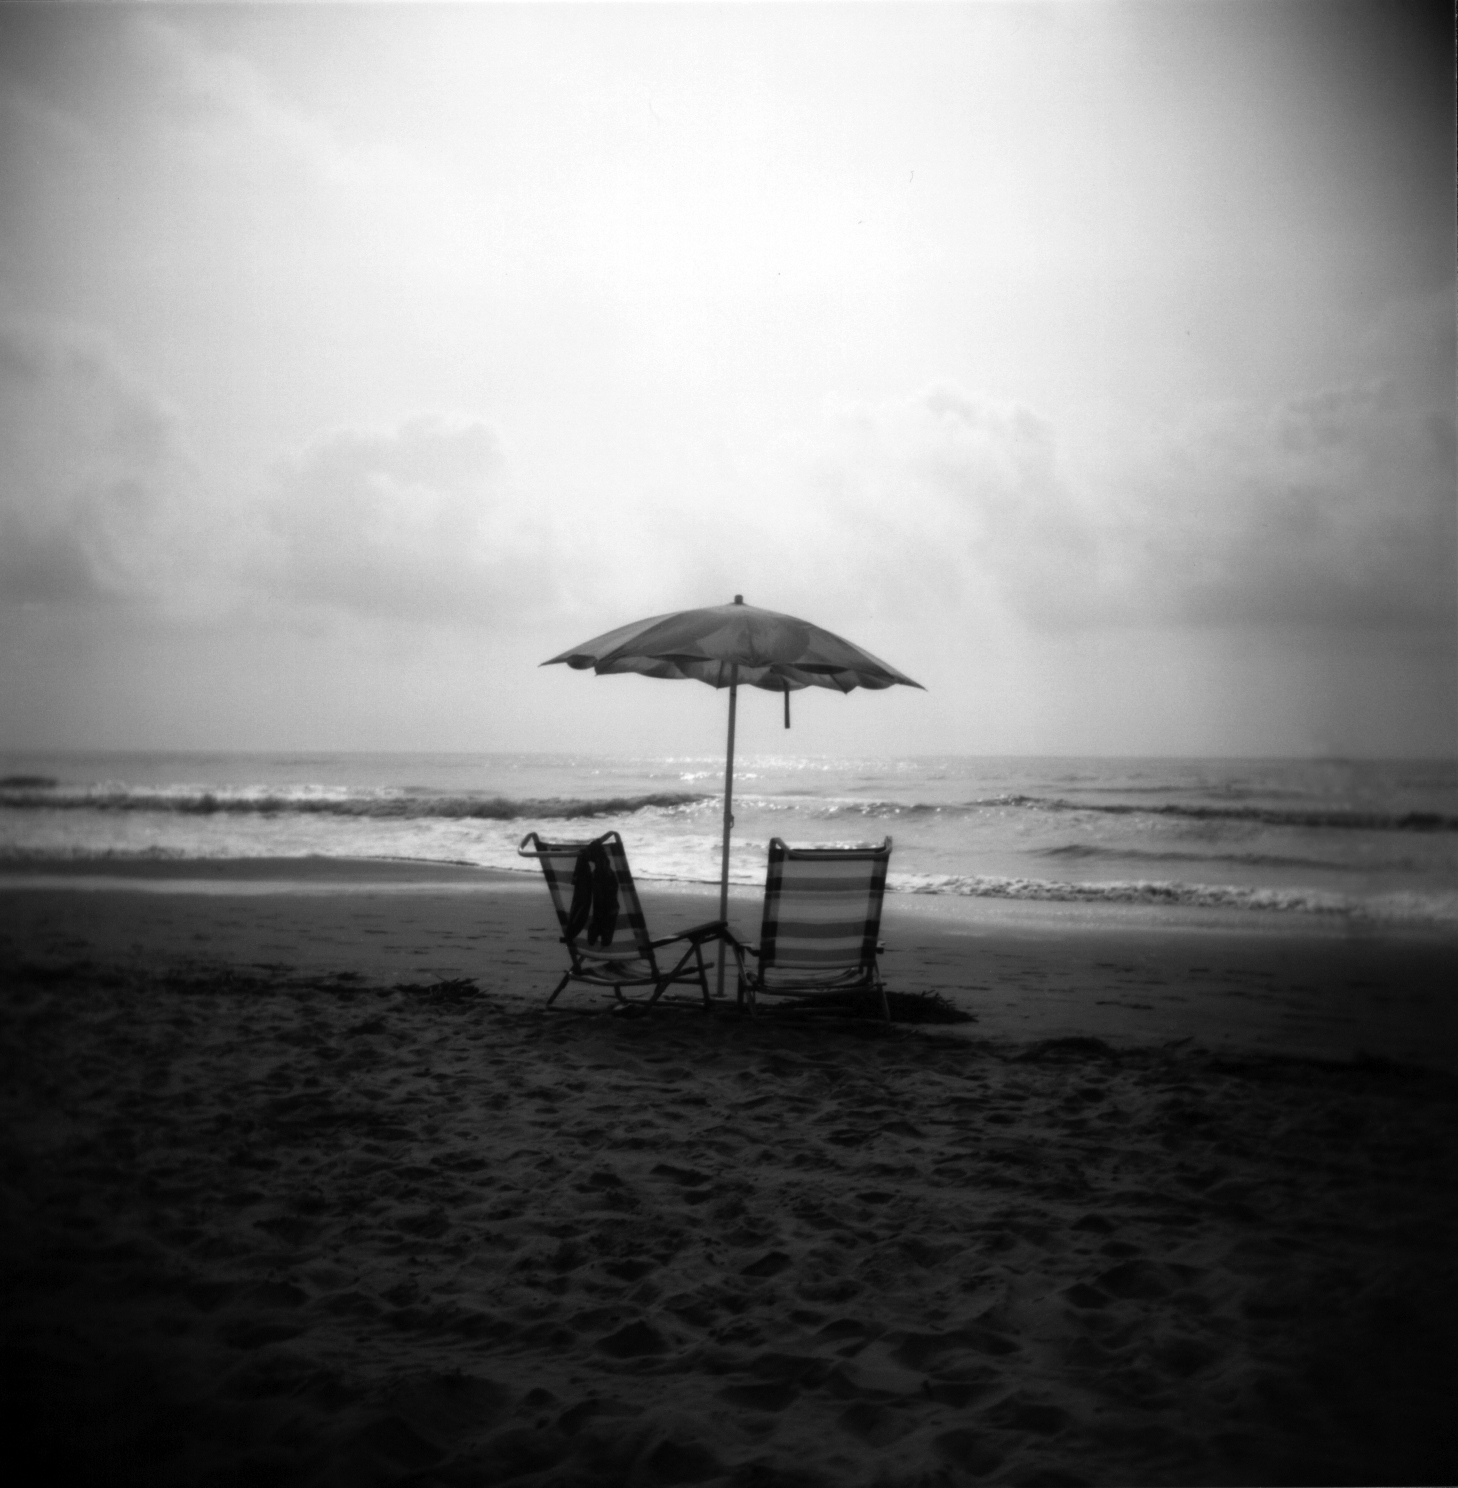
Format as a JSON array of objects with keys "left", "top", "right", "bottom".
[
  {"left": 0, "top": 784, "right": 713, "bottom": 822},
  {"left": 1035, "top": 843, "right": 1419, "bottom": 873},
  {"left": 819, "top": 794, "right": 1458, "bottom": 832}
]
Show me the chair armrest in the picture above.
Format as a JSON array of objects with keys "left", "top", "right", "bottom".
[
  {"left": 649, "top": 919, "right": 729, "bottom": 948},
  {"left": 716, "top": 928, "right": 759, "bottom": 956}
]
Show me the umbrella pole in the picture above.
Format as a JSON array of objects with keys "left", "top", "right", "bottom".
[{"left": 716, "top": 670, "right": 738, "bottom": 999}]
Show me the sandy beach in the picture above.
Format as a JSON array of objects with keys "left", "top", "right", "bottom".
[{"left": 3, "top": 858, "right": 1456, "bottom": 1485}]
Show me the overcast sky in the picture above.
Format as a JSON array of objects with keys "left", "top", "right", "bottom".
[{"left": 1, "top": 0, "right": 1452, "bottom": 759}]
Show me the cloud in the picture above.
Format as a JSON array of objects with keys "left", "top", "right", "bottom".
[
  {"left": 0, "top": 11, "right": 361, "bottom": 203},
  {"left": 519, "top": 385, "right": 1094, "bottom": 635},
  {"left": 2, "top": 307, "right": 1448, "bottom": 660},
  {"left": 802, "top": 387, "right": 1101, "bottom": 624},
  {"left": 264, "top": 414, "right": 555, "bottom": 626},
  {"left": 768, "top": 370, "right": 1454, "bottom": 635},
  {"left": 0, "top": 10, "right": 382, "bottom": 364},
  {"left": 1103, "top": 378, "right": 1455, "bottom": 629},
  {"left": 0, "top": 318, "right": 207, "bottom": 610},
  {"left": 0, "top": 320, "right": 555, "bottom": 632}
]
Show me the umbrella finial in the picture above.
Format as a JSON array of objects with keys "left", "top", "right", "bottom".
[{"left": 734, "top": 594, "right": 743, "bottom": 604}]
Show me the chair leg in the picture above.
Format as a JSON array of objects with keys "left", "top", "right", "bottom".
[
  {"left": 741, "top": 971, "right": 757, "bottom": 1017},
  {"left": 546, "top": 972, "right": 572, "bottom": 1007},
  {"left": 876, "top": 980, "right": 891, "bottom": 1023}
]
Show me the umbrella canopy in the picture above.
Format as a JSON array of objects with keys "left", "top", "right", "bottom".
[
  {"left": 544, "top": 599, "right": 922, "bottom": 695},
  {"left": 544, "top": 596, "right": 923, "bottom": 997}
]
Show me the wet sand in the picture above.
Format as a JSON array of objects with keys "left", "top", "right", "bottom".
[{"left": 2, "top": 858, "right": 1456, "bottom": 1485}]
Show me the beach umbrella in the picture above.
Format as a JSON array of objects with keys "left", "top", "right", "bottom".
[{"left": 543, "top": 595, "right": 924, "bottom": 995}]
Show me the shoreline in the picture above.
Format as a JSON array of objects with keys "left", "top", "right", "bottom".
[
  {"left": 4, "top": 849, "right": 1456, "bottom": 924},
  {"left": 3, "top": 852, "right": 1455, "bottom": 1074}
]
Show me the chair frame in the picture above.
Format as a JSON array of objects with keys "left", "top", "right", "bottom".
[
  {"left": 726, "top": 836, "right": 893, "bottom": 1021},
  {"left": 518, "top": 829, "right": 726, "bottom": 1010}
]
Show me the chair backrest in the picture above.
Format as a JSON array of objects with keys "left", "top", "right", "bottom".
[
  {"left": 758, "top": 837, "right": 892, "bottom": 972},
  {"left": 517, "top": 829, "right": 653, "bottom": 957}
]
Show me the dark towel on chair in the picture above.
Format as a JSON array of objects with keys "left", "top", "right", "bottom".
[{"left": 566, "top": 840, "right": 619, "bottom": 948}]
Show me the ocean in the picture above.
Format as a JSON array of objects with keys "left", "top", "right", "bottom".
[{"left": 1, "top": 751, "right": 1455, "bottom": 926}]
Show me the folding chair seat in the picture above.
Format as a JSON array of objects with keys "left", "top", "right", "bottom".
[
  {"left": 518, "top": 830, "right": 726, "bottom": 1009},
  {"left": 727, "top": 837, "right": 893, "bottom": 1020}
]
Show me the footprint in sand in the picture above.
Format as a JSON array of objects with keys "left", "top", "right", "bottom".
[
  {"left": 815, "top": 1318, "right": 879, "bottom": 1355},
  {"left": 721, "top": 1379, "right": 800, "bottom": 1411},
  {"left": 336, "top": 1416, "right": 446, "bottom": 1476},
  {"left": 741, "top": 1252, "right": 792, "bottom": 1279},
  {"left": 219, "top": 1318, "right": 305, "bottom": 1349},
  {"left": 838, "top": 1399, "right": 915, "bottom": 1448},
  {"left": 1073, "top": 1213, "right": 1114, "bottom": 1234},
  {"left": 985, "top": 1394, "right": 1071, "bottom": 1436},
  {"left": 933, "top": 1428, "right": 1004, "bottom": 1476},
  {"left": 596, "top": 1319, "right": 671, "bottom": 1359},
  {"left": 1064, "top": 1283, "right": 1112, "bottom": 1310}
]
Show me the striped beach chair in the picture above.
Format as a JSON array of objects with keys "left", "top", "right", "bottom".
[
  {"left": 729, "top": 837, "right": 893, "bottom": 1020},
  {"left": 518, "top": 830, "right": 727, "bottom": 1010}
]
